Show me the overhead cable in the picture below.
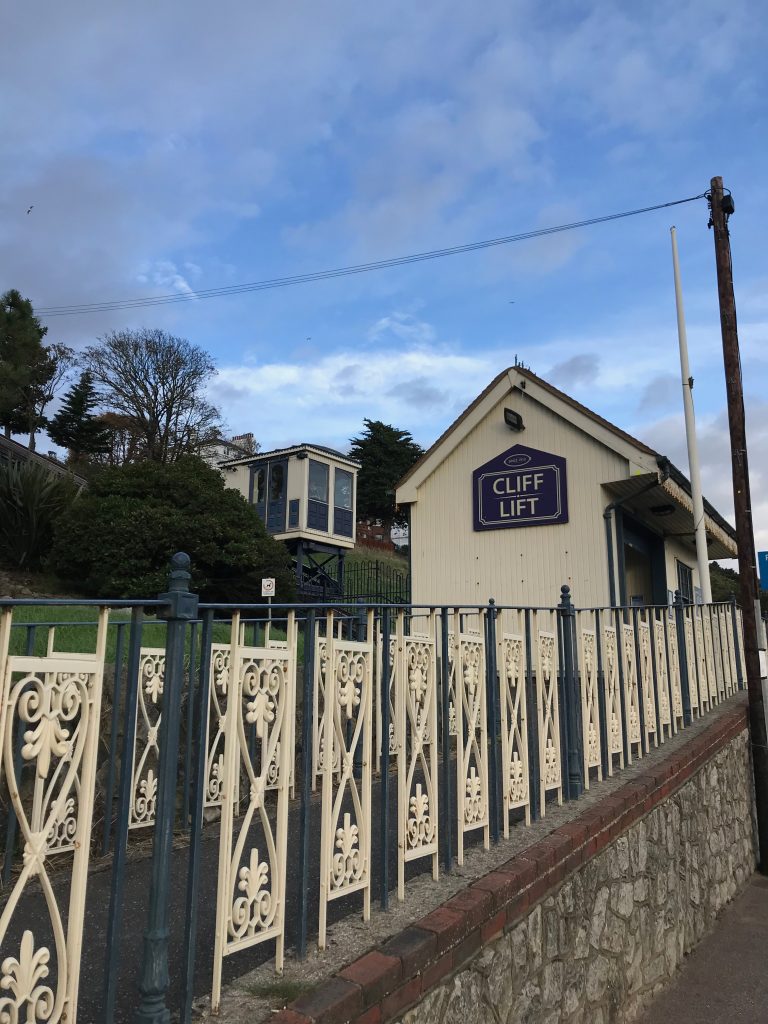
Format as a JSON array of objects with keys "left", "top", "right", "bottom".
[{"left": 37, "top": 193, "right": 707, "bottom": 317}]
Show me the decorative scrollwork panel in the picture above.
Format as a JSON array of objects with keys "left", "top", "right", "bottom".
[
  {"left": 700, "top": 611, "right": 718, "bottom": 707},
  {"left": 212, "top": 613, "right": 296, "bottom": 1009},
  {"left": 374, "top": 630, "right": 398, "bottom": 773},
  {"left": 578, "top": 627, "right": 601, "bottom": 787},
  {"left": 536, "top": 627, "right": 562, "bottom": 812},
  {"left": 637, "top": 622, "right": 657, "bottom": 748},
  {"left": 453, "top": 626, "right": 489, "bottom": 864},
  {"left": 395, "top": 618, "right": 438, "bottom": 898},
  {"left": 318, "top": 614, "right": 374, "bottom": 949},
  {"left": 667, "top": 621, "right": 684, "bottom": 726},
  {"left": 601, "top": 626, "right": 624, "bottom": 770},
  {"left": 621, "top": 623, "right": 642, "bottom": 759},
  {"left": 129, "top": 647, "right": 165, "bottom": 829},
  {"left": 312, "top": 635, "right": 344, "bottom": 791},
  {"left": 723, "top": 607, "right": 739, "bottom": 695},
  {"left": 682, "top": 612, "right": 699, "bottom": 714},
  {"left": 653, "top": 619, "right": 672, "bottom": 736},
  {"left": 0, "top": 610, "right": 109, "bottom": 1024},
  {"left": 205, "top": 643, "right": 238, "bottom": 809},
  {"left": 499, "top": 631, "right": 531, "bottom": 823},
  {"left": 693, "top": 611, "right": 711, "bottom": 712}
]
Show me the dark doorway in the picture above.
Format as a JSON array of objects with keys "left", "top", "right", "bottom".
[{"left": 618, "top": 512, "right": 667, "bottom": 606}]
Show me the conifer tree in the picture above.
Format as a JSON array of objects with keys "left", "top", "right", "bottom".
[
  {"left": 48, "top": 371, "right": 110, "bottom": 462},
  {"left": 349, "top": 419, "right": 424, "bottom": 528}
]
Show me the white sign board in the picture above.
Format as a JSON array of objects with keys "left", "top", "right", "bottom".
[{"left": 261, "top": 578, "right": 276, "bottom": 598}]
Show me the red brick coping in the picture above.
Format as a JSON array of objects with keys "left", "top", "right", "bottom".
[{"left": 276, "top": 699, "right": 749, "bottom": 1024}]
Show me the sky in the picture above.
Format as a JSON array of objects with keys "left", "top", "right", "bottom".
[{"left": 2, "top": 0, "right": 767, "bottom": 552}]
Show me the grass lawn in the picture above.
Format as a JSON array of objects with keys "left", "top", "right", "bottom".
[
  {"left": 5, "top": 604, "right": 307, "bottom": 664},
  {"left": 346, "top": 545, "right": 408, "bottom": 572}
]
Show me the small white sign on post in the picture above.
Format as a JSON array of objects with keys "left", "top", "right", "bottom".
[{"left": 261, "top": 578, "right": 276, "bottom": 598}]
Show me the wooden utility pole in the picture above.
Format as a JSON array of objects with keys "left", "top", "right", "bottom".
[{"left": 709, "top": 175, "right": 768, "bottom": 870}]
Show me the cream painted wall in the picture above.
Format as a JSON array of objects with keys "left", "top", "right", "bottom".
[
  {"left": 409, "top": 389, "right": 629, "bottom": 608},
  {"left": 223, "top": 464, "right": 250, "bottom": 500}
]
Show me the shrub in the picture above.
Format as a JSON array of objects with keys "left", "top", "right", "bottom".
[
  {"left": 0, "top": 459, "right": 82, "bottom": 570},
  {"left": 49, "top": 457, "right": 295, "bottom": 602}
]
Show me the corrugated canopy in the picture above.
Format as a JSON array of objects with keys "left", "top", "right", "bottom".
[{"left": 603, "top": 474, "right": 736, "bottom": 560}]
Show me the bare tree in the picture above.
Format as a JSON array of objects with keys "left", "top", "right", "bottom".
[{"left": 82, "top": 328, "right": 223, "bottom": 463}]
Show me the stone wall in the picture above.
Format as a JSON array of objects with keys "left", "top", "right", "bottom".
[{"left": 402, "top": 727, "right": 756, "bottom": 1024}]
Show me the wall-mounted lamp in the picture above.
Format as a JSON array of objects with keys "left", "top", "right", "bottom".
[
  {"left": 504, "top": 408, "right": 525, "bottom": 431},
  {"left": 650, "top": 504, "right": 676, "bottom": 518}
]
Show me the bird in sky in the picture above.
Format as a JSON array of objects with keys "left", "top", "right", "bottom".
[{"left": 26, "top": 205, "right": 34, "bottom": 215}]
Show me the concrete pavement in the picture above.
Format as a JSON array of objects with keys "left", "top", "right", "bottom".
[{"left": 639, "top": 873, "right": 768, "bottom": 1023}]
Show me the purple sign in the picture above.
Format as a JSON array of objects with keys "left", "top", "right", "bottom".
[{"left": 473, "top": 444, "right": 568, "bottom": 531}]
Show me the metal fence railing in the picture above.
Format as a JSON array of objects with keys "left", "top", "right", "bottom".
[
  {"left": 0, "top": 555, "right": 746, "bottom": 1024},
  {"left": 344, "top": 559, "right": 410, "bottom": 603}
]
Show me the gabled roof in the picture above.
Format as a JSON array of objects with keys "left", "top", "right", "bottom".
[
  {"left": 219, "top": 442, "right": 360, "bottom": 470},
  {"left": 397, "top": 366, "right": 657, "bottom": 493},
  {"left": 396, "top": 365, "right": 736, "bottom": 545}
]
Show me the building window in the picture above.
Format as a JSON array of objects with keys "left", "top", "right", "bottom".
[
  {"left": 270, "top": 463, "right": 285, "bottom": 501},
  {"left": 308, "top": 460, "right": 329, "bottom": 530},
  {"left": 334, "top": 469, "right": 353, "bottom": 510},
  {"left": 676, "top": 560, "right": 694, "bottom": 605},
  {"left": 333, "top": 468, "right": 354, "bottom": 537},
  {"left": 308, "top": 460, "right": 329, "bottom": 502},
  {"left": 253, "top": 467, "right": 266, "bottom": 507}
]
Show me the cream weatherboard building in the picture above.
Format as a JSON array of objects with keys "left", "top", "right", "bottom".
[{"left": 396, "top": 366, "right": 737, "bottom": 609}]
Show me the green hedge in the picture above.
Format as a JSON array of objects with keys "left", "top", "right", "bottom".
[{"left": 50, "top": 456, "right": 295, "bottom": 602}]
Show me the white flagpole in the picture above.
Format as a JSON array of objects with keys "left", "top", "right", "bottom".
[{"left": 671, "top": 225, "right": 712, "bottom": 603}]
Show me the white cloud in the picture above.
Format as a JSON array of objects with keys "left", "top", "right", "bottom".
[
  {"left": 210, "top": 327, "right": 498, "bottom": 450},
  {"left": 367, "top": 312, "right": 436, "bottom": 345}
]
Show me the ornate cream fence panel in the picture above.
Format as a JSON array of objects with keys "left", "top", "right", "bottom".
[
  {"left": 601, "top": 625, "right": 624, "bottom": 771},
  {"left": 578, "top": 625, "right": 601, "bottom": 788},
  {"left": 621, "top": 623, "right": 642, "bottom": 762},
  {"left": 737, "top": 608, "right": 748, "bottom": 683},
  {"left": 693, "top": 611, "right": 712, "bottom": 713},
  {"left": 212, "top": 613, "right": 297, "bottom": 1008},
  {"left": 394, "top": 616, "right": 439, "bottom": 899},
  {"left": 712, "top": 608, "right": 728, "bottom": 699},
  {"left": 498, "top": 627, "right": 531, "bottom": 823},
  {"left": 723, "top": 606, "right": 739, "bottom": 695},
  {"left": 453, "top": 623, "right": 489, "bottom": 863},
  {"left": 637, "top": 621, "right": 657, "bottom": 749},
  {"left": 446, "top": 632, "right": 458, "bottom": 738},
  {"left": 716, "top": 606, "right": 736, "bottom": 697},
  {"left": 682, "top": 612, "right": 700, "bottom": 715},
  {"left": 318, "top": 613, "right": 374, "bottom": 949},
  {"left": 653, "top": 619, "right": 673, "bottom": 738},
  {"left": 205, "top": 642, "right": 236, "bottom": 809},
  {"left": 701, "top": 611, "right": 719, "bottom": 707},
  {"left": 374, "top": 629, "right": 397, "bottom": 774},
  {"left": 536, "top": 624, "right": 562, "bottom": 811},
  {"left": 129, "top": 647, "right": 165, "bottom": 829},
  {"left": 312, "top": 625, "right": 346, "bottom": 791},
  {"left": 667, "top": 619, "right": 684, "bottom": 728},
  {"left": 0, "top": 608, "right": 109, "bottom": 1024}
]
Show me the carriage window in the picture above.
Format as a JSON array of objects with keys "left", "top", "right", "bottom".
[
  {"left": 270, "top": 463, "right": 284, "bottom": 501},
  {"left": 308, "top": 460, "right": 329, "bottom": 503},
  {"left": 334, "top": 469, "right": 353, "bottom": 510},
  {"left": 253, "top": 467, "right": 265, "bottom": 506}
]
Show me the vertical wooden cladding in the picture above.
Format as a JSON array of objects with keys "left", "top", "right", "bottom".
[{"left": 409, "top": 392, "right": 629, "bottom": 608}]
